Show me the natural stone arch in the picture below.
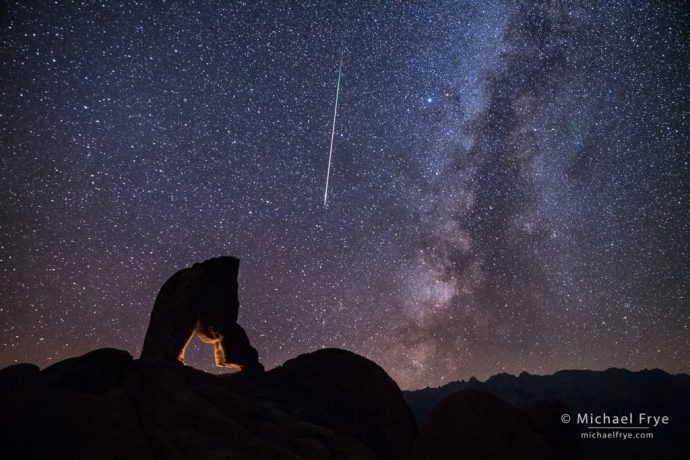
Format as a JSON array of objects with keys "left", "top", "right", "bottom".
[{"left": 141, "top": 256, "right": 262, "bottom": 371}]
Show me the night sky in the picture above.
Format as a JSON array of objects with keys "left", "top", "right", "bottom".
[{"left": 1, "top": 1, "right": 688, "bottom": 390}]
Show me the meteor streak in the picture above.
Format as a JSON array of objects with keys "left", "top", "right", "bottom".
[{"left": 323, "top": 56, "right": 343, "bottom": 206}]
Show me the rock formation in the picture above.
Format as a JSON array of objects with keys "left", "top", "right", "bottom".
[
  {"left": 141, "top": 256, "right": 262, "bottom": 371},
  {"left": 0, "top": 347, "right": 416, "bottom": 460},
  {"left": 411, "top": 389, "right": 584, "bottom": 460},
  {"left": 0, "top": 256, "right": 621, "bottom": 459},
  {"left": 263, "top": 348, "right": 418, "bottom": 460},
  {"left": 0, "top": 256, "right": 418, "bottom": 459},
  {"left": 405, "top": 368, "right": 690, "bottom": 460}
]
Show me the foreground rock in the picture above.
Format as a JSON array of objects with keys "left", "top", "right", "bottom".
[
  {"left": 405, "top": 369, "right": 690, "bottom": 459},
  {"left": 0, "top": 354, "right": 152, "bottom": 460},
  {"left": 0, "top": 256, "right": 595, "bottom": 458},
  {"left": 264, "top": 349, "right": 418, "bottom": 460},
  {"left": 41, "top": 347, "right": 133, "bottom": 394},
  {"left": 412, "top": 389, "right": 584, "bottom": 460},
  {"left": 1, "top": 257, "right": 419, "bottom": 459},
  {"left": 0, "top": 347, "right": 414, "bottom": 460}
]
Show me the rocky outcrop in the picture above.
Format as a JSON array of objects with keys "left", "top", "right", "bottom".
[
  {"left": 0, "top": 353, "right": 152, "bottom": 460},
  {"left": 1, "top": 256, "right": 646, "bottom": 459},
  {"left": 0, "top": 257, "right": 422, "bottom": 459},
  {"left": 41, "top": 347, "right": 133, "bottom": 394},
  {"left": 0, "top": 362, "right": 39, "bottom": 386},
  {"left": 141, "top": 256, "right": 262, "bottom": 371},
  {"left": 0, "top": 347, "right": 414, "bottom": 459},
  {"left": 411, "top": 389, "right": 584, "bottom": 460},
  {"left": 263, "top": 349, "right": 418, "bottom": 460},
  {"left": 405, "top": 368, "right": 690, "bottom": 459}
]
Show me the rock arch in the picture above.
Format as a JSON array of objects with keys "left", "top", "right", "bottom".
[{"left": 141, "top": 256, "right": 262, "bottom": 371}]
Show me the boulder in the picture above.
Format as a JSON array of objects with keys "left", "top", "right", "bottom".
[
  {"left": 0, "top": 257, "right": 424, "bottom": 459},
  {"left": 0, "top": 363, "right": 40, "bottom": 386},
  {"left": 0, "top": 378, "right": 153, "bottom": 460},
  {"left": 524, "top": 400, "right": 585, "bottom": 459},
  {"left": 41, "top": 348, "right": 133, "bottom": 394},
  {"left": 264, "top": 348, "right": 418, "bottom": 460},
  {"left": 412, "top": 389, "right": 584, "bottom": 460},
  {"left": 115, "top": 358, "right": 293, "bottom": 460}
]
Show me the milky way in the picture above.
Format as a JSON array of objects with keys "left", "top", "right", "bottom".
[{"left": 1, "top": 1, "right": 688, "bottom": 389}]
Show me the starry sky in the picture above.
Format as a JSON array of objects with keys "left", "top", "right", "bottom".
[{"left": 1, "top": 1, "right": 688, "bottom": 390}]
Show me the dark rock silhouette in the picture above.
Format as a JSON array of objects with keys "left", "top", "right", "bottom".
[
  {"left": 0, "top": 362, "right": 39, "bottom": 386},
  {"left": 41, "top": 347, "right": 132, "bottom": 394},
  {"left": 141, "top": 256, "right": 262, "bottom": 371},
  {"left": 0, "top": 350, "right": 153, "bottom": 460},
  {"left": 2, "top": 256, "right": 686, "bottom": 459},
  {"left": 263, "top": 348, "right": 418, "bottom": 460},
  {"left": 0, "top": 256, "right": 416, "bottom": 459},
  {"left": 0, "top": 347, "right": 406, "bottom": 459},
  {"left": 405, "top": 369, "right": 690, "bottom": 460},
  {"left": 411, "top": 389, "right": 584, "bottom": 460}
]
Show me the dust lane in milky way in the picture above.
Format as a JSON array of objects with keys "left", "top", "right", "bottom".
[{"left": 0, "top": 1, "right": 688, "bottom": 389}]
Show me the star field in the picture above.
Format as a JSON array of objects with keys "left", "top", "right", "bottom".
[{"left": 1, "top": 1, "right": 688, "bottom": 389}]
